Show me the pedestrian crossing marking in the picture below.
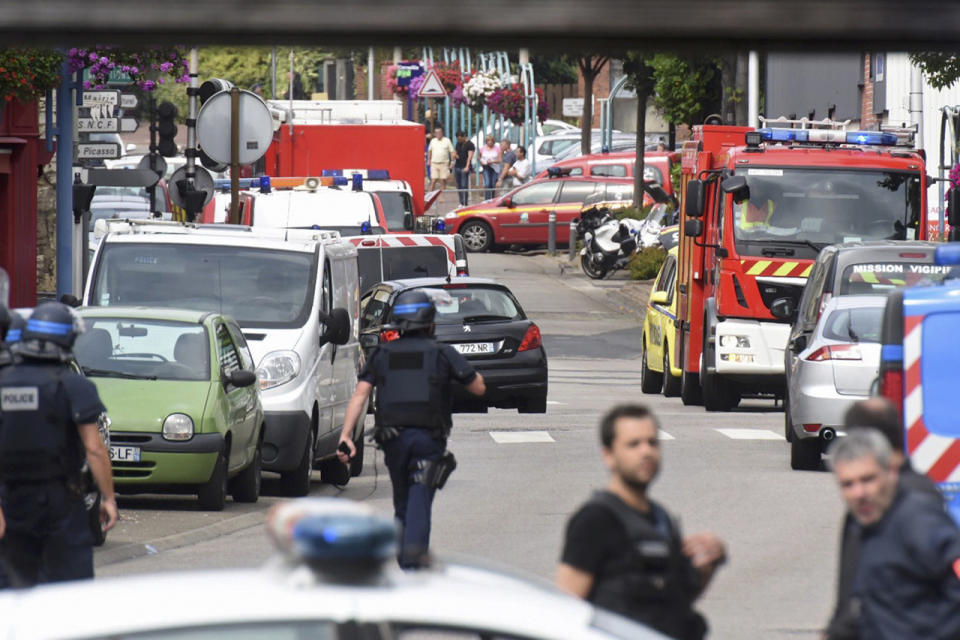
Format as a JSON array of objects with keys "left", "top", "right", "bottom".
[
  {"left": 489, "top": 431, "right": 555, "bottom": 444},
  {"left": 715, "top": 428, "right": 783, "bottom": 440},
  {"left": 659, "top": 431, "right": 675, "bottom": 440},
  {"left": 546, "top": 400, "right": 566, "bottom": 405}
]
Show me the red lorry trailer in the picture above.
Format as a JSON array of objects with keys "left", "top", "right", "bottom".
[
  {"left": 676, "top": 123, "right": 929, "bottom": 411},
  {"left": 261, "top": 121, "right": 427, "bottom": 216}
]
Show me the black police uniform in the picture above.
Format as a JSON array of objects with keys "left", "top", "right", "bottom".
[
  {"left": 561, "top": 491, "right": 707, "bottom": 640},
  {"left": 0, "top": 347, "right": 106, "bottom": 587},
  {"left": 360, "top": 333, "right": 477, "bottom": 568}
]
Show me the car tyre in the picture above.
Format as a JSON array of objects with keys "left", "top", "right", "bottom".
[
  {"left": 349, "top": 425, "right": 365, "bottom": 477},
  {"left": 790, "top": 437, "right": 822, "bottom": 471},
  {"left": 460, "top": 220, "right": 493, "bottom": 252},
  {"left": 230, "top": 439, "right": 262, "bottom": 503},
  {"left": 662, "top": 342, "right": 682, "bottom": 397},
  {"left": 88, "top": 492, "right": 107, "bottom": 547},
  {"left": 198, "top": 451, "right": 228, "bottom": 511},
  {"left": 518, "top": 393, "right": 548, "bottom": 414},
  {"left": 640, "top": 334, "right": 664, "bottom": 394},
  {"left": 280, "top": 432, "right": 313, "bottom": 497}
]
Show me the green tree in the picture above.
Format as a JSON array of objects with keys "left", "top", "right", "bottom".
[
  {"left": 910, "top": 52, "right": 960, "bottom": 90},
  {"left": 622, "top": 53, "right": 655, "bottom": 203},
  {"left": 530, "top": 57, "right": 578, "bottom": 85},
  {"left": 648, "top": 54, "right": 722, "bottom": 127}
]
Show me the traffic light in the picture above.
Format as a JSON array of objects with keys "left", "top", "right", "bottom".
[
  {"left": 157, "top": 101, "right": 178, "bottom": 158},
  {"left": 196, "top": 79, "right": 234, "bottom": 171}
]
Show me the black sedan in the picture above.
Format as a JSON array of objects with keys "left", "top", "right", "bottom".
[{"left": 359, "top": 277, "right": 547, "bottom": 413}]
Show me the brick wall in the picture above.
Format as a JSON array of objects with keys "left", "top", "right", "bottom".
[{"left": 860, "top": 53, "right": 877, "bottom": 130}]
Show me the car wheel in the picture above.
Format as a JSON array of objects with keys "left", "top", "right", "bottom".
[
  {"left": 460, "top": 220, "right": 493, "bottom": 252},
  {"left": 230, "top": 439, "right": 262, "bottom": 503},
  {"left": 198, "top": 450, "right": 228, "bottom": 511},
  {"left": 518, "top": 394, "right": 547, "bottom": 413},
  {"left": 640, "top": 334, "right": 663, "bottom": 394},
  {"left": 662, "top": 343, "right": 681, "bottom": 397},
  {"left": 580, "top": 253, "right": 607, "bottom": 280},
  {"left": 88, "top": 492, "right": 107, "bottom": 547},
  {"left": 790, "top": 436, "right": 822, "bottom": 471},
  {"left": 349, "top": 425, "right": 365, "bottom": 477},
  {"left": 280, "top": 432, "right": 313, "bottom": 497}
]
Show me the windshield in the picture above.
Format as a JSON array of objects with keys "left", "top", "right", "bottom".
[
  {"left": 358, "top": 246, "right": 449, "bottom": 294},
  {"left": 419, "top": 286, "right": 524, "bottom": 324},
  {"left": 822, "top": 307, "right": 883, "bottom": 343},
  {"left": 732, "top": 169, "right": 922, "bottom": 257},
  {"left": 839, "top": 262, "right": 951, "bottom": 294},
  {"left": 90, "top": 243, "right": 316, "bottom": 328},
  {"left": 375, "top": 191, "right": 413, "bottom": 230},
  {"left": 74, "top": 318, "right": 210, "bottom": 381}
]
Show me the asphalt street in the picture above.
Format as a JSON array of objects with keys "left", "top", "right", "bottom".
[{"left": 96, "top": 250, "right": 844, "bottom": 640}]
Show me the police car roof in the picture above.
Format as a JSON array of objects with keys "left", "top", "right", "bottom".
[
  {"left": 77, "top": 306, "right": 216, "bottom": 325},
  {"left": 826, "top": 240, "right": 940, "bottom": 253},
  {"left": 0, "top": 561, "right": 661, "bottom": 639},
  {"left": 822, "top": 294, "right": 889, "bottom": 314},
  {"left": 383, "top": 276, "right": 502, "bottom": 290}
]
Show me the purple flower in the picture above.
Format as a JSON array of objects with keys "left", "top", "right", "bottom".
[
  {"left": 158, "top": 77, "right": 164, "bottom": 84},
  {"left": 83, "top": 81, "right": 91, "bottom": 89},
  {"left": 89, "top": 52, "right": 98, "bottom": 61},
  {"left": 99, "top": 56, "right": 109, "bottom": 65},
  {"left": 130, "top": 66, "right": 138, "bottom": 74},
  {"left": 68, "top": 48, "right": 78, "bottom": 57},
  {"left": 159, "top": 61, "right": 174, "bottom": 73},
  {"left": 141, "top": 79, "right": 156, "bottom": 91}
]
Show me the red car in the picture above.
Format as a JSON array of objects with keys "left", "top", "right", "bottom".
[
  {"left": 536, "top": 151, "right": 679, "bottom": 196},
  {"left": 443, "top": 175, "right": 633, "bottom": 252}
]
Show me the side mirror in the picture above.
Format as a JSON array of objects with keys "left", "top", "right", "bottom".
[
  {"left": 684, "top": 180, "right": 705, "bottom": 218},
  {"left": 645, "top": 183, "right": 670, "bottom": 204},
  {"left": 684, "top": 219, "right": 704, "bottom": 238},
  {"left": 359, "top": 333, "right": 380, "bottom": 348},
  {"left": 789, "top": 334, "right": 808, "bottom": 354},
  {"left": 948, "top": 189, "right": 960, "bottom": 227},
  {"left": 403, "top": 212, "right": 414, "bottom": 231},
  {"left": 226, "top": 369, "right": 257, "bottom": 387},
  {"left": 502, "top": 196, "right": 514, "bottom": 208},
  {"left": 721, "top": 176, "right": 750, "bottom": 204},
  {"left": 650, "top": 290, "right": 669, "bottom": 305},
  {"left": 59, "top": 294, "right": 81, "bottom": 308},
  {"left": 771, "top": 297, "right": 797, "bottom": 322},
  {"left": 319, "top": 307, "right": 351, "bottom": 346}
]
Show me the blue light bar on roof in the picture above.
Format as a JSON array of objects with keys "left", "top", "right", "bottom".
[
  {"left": 333, "top": 176, "right": 349, "bottom": 186},
  {"left": 845, "top": 131, "right": 899, "bottom": 145},
  {"left": 367, "top": 169, "right": 390, "bottom": 180},
  {"left": 935, "top": 244, "right": 960, "bottom": 266},
  {"left": 322, "top": 170, "right": 343, "bottom": 177},
  {"left": 214, "top": 177, "right": 272, "bottom": 193},
  {"left": 352, "top": 174, "right": 363, "bottom": 191},
  {"left": 756, "top": 128, "right": 899, "bottom": 146}
]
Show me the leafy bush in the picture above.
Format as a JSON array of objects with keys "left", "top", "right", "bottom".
[{"left": 629, "top": 247, "right": 666, "bottom": 280}]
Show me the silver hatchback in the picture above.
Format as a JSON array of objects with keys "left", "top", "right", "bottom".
[{"left": 785, "top": 295, "right": 886, "bottom": 470}]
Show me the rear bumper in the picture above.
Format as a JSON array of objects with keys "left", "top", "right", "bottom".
[
  {"left": 262, "top": 410, "right": 312, "bottom": 472},
  {"left": 453, "top": 349, "right": 548, "bottom": 409},
  {"left": 111, "top": 432, "right": 221, "bottom": 487},
  {"left": 790, "top": 370, "right": 867, "bottom": 441},
  {"left": 714, "top": 319, "right": 790, "bottom": 377}
]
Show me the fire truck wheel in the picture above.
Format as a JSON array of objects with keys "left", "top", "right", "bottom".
[
  {"left": 460, "top": 220, "right": 493, "bottom": 252},
  {"left": 680, "top": 341, "right": 702, "bottom": 406},
  {"left": 662, "top": 343, "right": 681, "bottom": 397},
  {"left": 640, "top": 334, "right": 664, "bottom": 393}
]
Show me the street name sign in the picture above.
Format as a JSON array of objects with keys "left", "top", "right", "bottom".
[
  {"left": 75, "top": 142, "right": 121, "bottom": 160},
  {"left": 418, "top": 69, "right": 447, "bottom": 98},
  {"left": 77, "top": 117, "right": 139, "bottom": 133},
  {"left": 81, "top": 90, "right": 120, "bottom": 107},
  {"left": 562, "top": 98, "right": 585, "bottom": 117},
  {"left": 120, "top": 94, "right": 138, "bottom": 109}
]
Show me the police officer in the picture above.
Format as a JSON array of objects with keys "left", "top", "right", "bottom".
[
  {"left": 0, "top": 302, "right": 118, "bottom": 587},
  {"left": 337, "top": 289, "right": 485, "bottom": 568},
  {"left": 556, "top": 404, "right": 726, "bottom": 640}
]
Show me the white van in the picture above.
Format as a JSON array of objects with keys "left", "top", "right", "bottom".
[
  {"left": 84, "top": 220, "right": 365, "bottom": 495},
  {"left": 345, "top": 233, "right": 465, "bottom": 295}
]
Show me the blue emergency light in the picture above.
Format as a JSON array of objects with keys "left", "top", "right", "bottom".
[
  {"left": 756, "top": 128, "right": 899, "bottom": 146},
  {"left": 935, "top": 244, "right": 960, "bottom": 266},
  {"left": 352, "top": 174, "right": 363, "bottom": 191},
  {"left": 434, "top": 219, "right": 445, "bottom": 232},
  {"left": 258, "top": 176, "right": 271, "bottom": 193},
  {"left": 360, "top": 220, "right": 372, "bottom": 234},
  {"left": 322, "top": 170, "right": 343, "bottom": 177},
  {"left": 333, "top": 176, "right": 349, "bottom": 186},
  {"left": 291, "top": 512, "right": 396, "bottom": 562},
  {"left": 367, "top": 169, "right": 390, "bottom": 180},
  {"left": 213, "top": 177, "right": 272, "bottom": 193}
]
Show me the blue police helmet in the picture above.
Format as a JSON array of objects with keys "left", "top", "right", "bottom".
[
  {"left": 17, "top": 302, "right": 80, "bottom": 359},
  {"left": 0, "top": 304, "right": 9, "bottom": 341},
  {"left": 393, "top": 290, "right": 436, "bottom": 332},
  {"left": 3, "top": 310, "right": 25, "bottom": 345}
]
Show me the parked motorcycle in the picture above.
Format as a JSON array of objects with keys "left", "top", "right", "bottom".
[{"left": 575, "top": 198, "right": 645, "bottom": 279}]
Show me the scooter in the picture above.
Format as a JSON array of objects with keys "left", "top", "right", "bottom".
[{"left": 576, "top": 204, "right": 645, "bottom": 280}]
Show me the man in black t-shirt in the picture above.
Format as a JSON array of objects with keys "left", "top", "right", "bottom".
[
  {"left": 453, "top": 131, "right": 475, "bottom": 207},
  {"left": 557, "top": 404, "right": 726, "bottom": 639}
]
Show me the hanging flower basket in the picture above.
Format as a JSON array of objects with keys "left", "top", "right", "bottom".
[
  {"left": 462, "top": 70, "right": 500, "bottom": 113},
  {"left": 386, "top": 64, "right": 409, "bottom": 97},
  {"left": 487, "top": 83, "right": 550, "bottom": 125},
  {"left": 0, "top": 48, "right": 63, "bottom": 103},
  {"left": 431, "top": 61, "right": 463, "bottom": 93},
  {"left": 66, "top": 46, "right": 189, "bottom": 91}
]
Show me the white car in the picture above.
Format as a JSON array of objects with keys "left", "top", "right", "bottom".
[{"left": 0, "top": 499, "right": 667, "bottom": 640}]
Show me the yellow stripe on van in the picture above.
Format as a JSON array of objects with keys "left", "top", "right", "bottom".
[
  {"left": 800, "top": 264, "right": 812, "bottom": 277},
  {"left": 774, "top": 262, "right": 798, "bottom": 277},
  {"left": 747, "top": 260, "right": 771, "bottom": 275}
]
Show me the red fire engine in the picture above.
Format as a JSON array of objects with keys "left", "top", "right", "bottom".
[{"left": 676, "top": 120, "right": 929, "bottom": 411}]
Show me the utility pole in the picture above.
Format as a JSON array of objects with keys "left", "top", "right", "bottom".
[
  {"left": 748, "top": 51, "right": 760, "bottom": 128},
  {"left": 55, "top": 59, "right": 74, "bottom": 299},
  {"left": 368, "top": 47, "right": 375, "bottom": 100}
]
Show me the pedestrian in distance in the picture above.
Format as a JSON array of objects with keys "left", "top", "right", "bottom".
[
  {"left": 427, "top": 126, "right": 456, "bottom": 193},
  {"left": 0, "top": 303, "right": 118, "bottom": 588},
  {"left": 453, "top": 130, "right": 475, "bottom": 207},
  {"left": 505, "top": 145, "right": 531, "bottom": 188},
  {"left": 337, "top": 290, "right": 485, "bottom": 569},
  {"left": 495, "top": 137, "right": 516, "bottom": 193},
  {"left": 478, "top": 135, "right": 501, "bottom": 200},
  {"left": 825, "top": 397, "right": 943, "bottom": 640},
  {"left": 827, "top": 428, "right": 960, "bottom": 640},
  {"left": 556, "top": 404, "right": 726, "bottom": 640}
]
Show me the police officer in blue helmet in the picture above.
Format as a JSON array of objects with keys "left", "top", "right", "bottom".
[
  {"left": 338, "top": 289, "right": 485, "bottom": 568},
  {"left": 0, "top": 302, "right": 118, "bottom": 587}
]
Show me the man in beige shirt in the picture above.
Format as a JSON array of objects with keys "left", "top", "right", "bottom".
[{"left": 428, "top": 126, "right": 456, "bottom": 192}]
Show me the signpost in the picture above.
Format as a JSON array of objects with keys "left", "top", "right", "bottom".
[
  {"left": 83, "top": 68, "right": 134, "bottom": 86},
  {"left": 86, "top": 168, "right": 160, "bottom": 188},
  {"left": 397, "top": 61, "right": 423, "bottom": 121},
  {"left": 562, "top": 98, "right": 586, "bottom": 118},
  {"left": 75, "top": 142, "right": 121, "bottom": 160},
  {"left": 120, "top": 94, "right": 138, "bottom": 109},
  {"left": 81, "top": 90, "right": 120, "bottom": 107},
  {"left": 418, "top": 69, "right": 447, "bottom": 98},
  {"left": 76, "top": 117, "right": 139, "bottom": 133}
]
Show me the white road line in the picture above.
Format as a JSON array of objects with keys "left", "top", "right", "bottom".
[
  {"left": 715, "top": 428, "right": 783, "bottom": 440},
  {"left": 659, "top": 431, "right": 675, "bottom": 441},
  {"left": 546, "top": 401, "right": 566, "bottom": 405},
  {"left": 489, "top": 431, "right": 556, "bottom": 444}
]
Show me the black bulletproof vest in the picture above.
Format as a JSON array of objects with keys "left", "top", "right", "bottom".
[
  {"left": 588, "top": 491, "right": 704, "bottom": 640},
  {"left": 374, "top": 338, "right": 449, "bottom": 432},
  {"left": 0, "top": 362, "right": 80, "bottom": 482}
]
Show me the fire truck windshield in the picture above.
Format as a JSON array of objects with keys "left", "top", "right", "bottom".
[{"left": 731, "top": 169, "right": 922, "bottom": 258}]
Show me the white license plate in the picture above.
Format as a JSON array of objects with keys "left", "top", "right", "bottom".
[
  {"left": 453, "top": 342, "right": 496, "bottom": 355},
  {"left": 110, "top": 446, "right": 141, "bottom": 462}
]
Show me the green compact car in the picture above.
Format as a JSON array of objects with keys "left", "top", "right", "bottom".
[{"left": 74, "top": 307, "right": 264, "bottom": 510}]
